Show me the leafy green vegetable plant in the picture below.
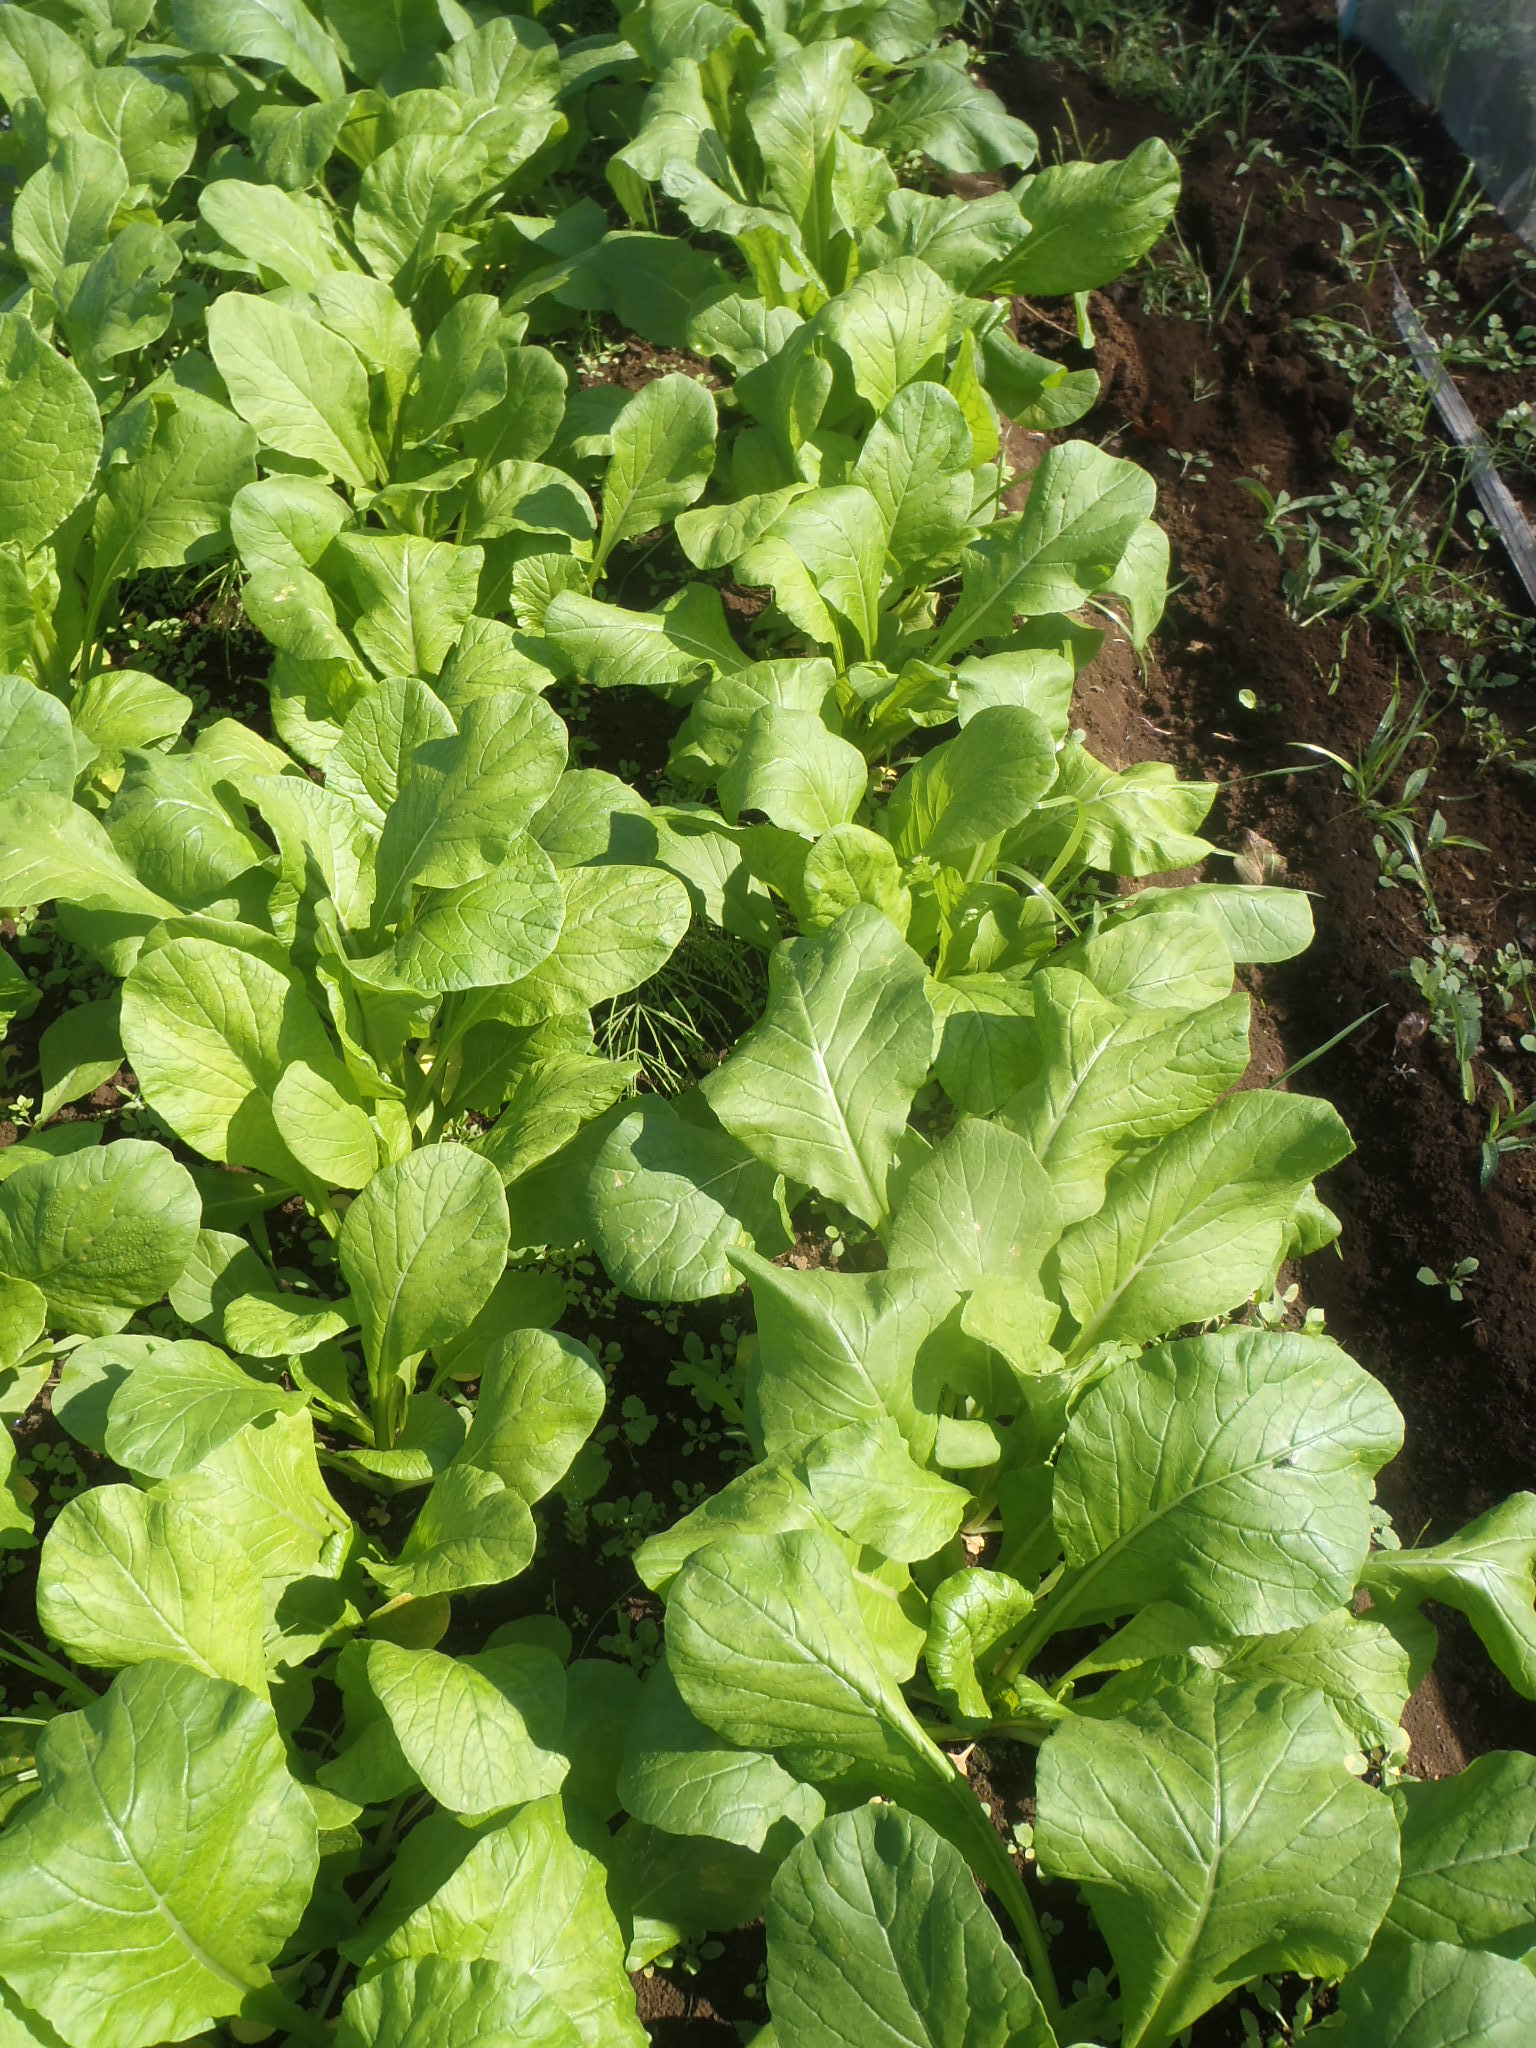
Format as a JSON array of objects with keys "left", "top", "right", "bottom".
[{"left": 0, "top": 4, "right": 1531, "bottom": 2047}]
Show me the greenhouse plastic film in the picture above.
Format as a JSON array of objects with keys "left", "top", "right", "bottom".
[{"left": 1341, "top": 0, "right": 1536, "bottom": 244}]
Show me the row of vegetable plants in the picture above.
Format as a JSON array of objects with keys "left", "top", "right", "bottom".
[{"left": 0, "top": 1, "right": 1531, "bottom": 2044}]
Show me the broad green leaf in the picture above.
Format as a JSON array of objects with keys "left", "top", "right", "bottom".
[
  {"left": 543, "top": 584, "right": 745, "bottom": 692},
  {"left": 595, "top": 373, "right": 717, "bottom": 568},
  {"left": 1388, "top": 1750, "right": 1536, "bottom": 1956},
  {"left": 1003, "top": 970, "right": 1252, "bottom": 1225},
  {"left": 819, "top": 258, "right": 954, "bottom": 413},
  {"left": 373, "top": 691, "right": 567, "bottom": 916},
  {"left": 369, "top": 837, "right": 565, "bottom": 995},
  {"left": 0, "top": 677, "right": 76, "bottom": 803},
  {"left": 0, "top": 312, "right": 102, "bottom": 553},
  {"left": 672, "top": 657, "right": 837, "bottom": 779},
  {"left": 248, "top": 94, "right": 355, "bottom": 189},
  {"left": 13, "top": 133, "right": 126, "bottom": 293},
  {"left": 1050, "top": 1328, "right": 1402, "bottom": 1639},
  {"left": 0, "top": 1139, "right": 198, "bottom": 1337},
  {"left": 1214, "top": 1609, "right": 1417, "bottom": 1758},
  {"left": 38, "top": 1485, "right": 267, "bottom": 1693},
  {"left": 0, "top": 1423, "right": 33, "bottom": 1552},
  {"left": 121, "top": 937, "right": 358, "bottom": 1179},
  {"left": 887, "top": 1116, "right": 1060, "bottom": 1290},
  {"left": 492, "top": 863, "right": 690, "bottom": 1021},
  {"left": 89, "top": 389, "right": 257, "bottom": 607},
  {"left": 329, "top": 533, "right": 483, "bottom": 679},
  {"left": 169, "top": 0, "right": 346, "bottom": 99},
  {"left": 610, "top": 1820, "right": 773, "bottom": 1971},
  {"left": 369, "top": 1795, "right": 647, "bottom": 2048},
  {"left": 337, "top": 1957, "right": 580, "bottom": 2048},
  {"left": 163, "top": 1409, "right": 353, "bottom": 1653},
  {"left": 802, "top": 1419, "right": 968, "bottom": 1563},
  {"left": 925, "top": 1569, "right": 1036, "bottom": 1722},
  {"left": 998, "top": 138, "right": 1181, "bottom": 297},
  {"left": 1058, "top": 900, "right": 1236, "bottom": 1014},
  {"left": 99, "top": 1336, "right": 306, "bottom": 1481},
  {"left": 270, "top": 1060, "right": 379, "bottom": 1191},
  {"left": 675, "top": 486, "right": 808, "bottom": 571},
  {"left": 868, "top": 56, "right": 1039, "bottom": 173},
  {"left": 230, "top": 475, "right": 349, "bottom": 577},
  {"left": 208, "top": 293, "right": 379, "bottom": 488},
  {"left": 364, "top": 1465, "right": 535, "bottom": 1599},
  {"left": 0, "top": 1273, "right": 46, "bottom": 1375},
  {"left": 930, "top": 444, "right": 1156, "bottom": 661},
  {"left": 666, "top": 1527, "right": 1022, "bottom": 1907},
  {"left": 453, "top": 1328, "right": 605, "bottom": 1504},
  {"left": 745, "top": 38, "right": 864, "bottom": 249},
  {"left": 400, "top": 294, "right": 507, "bottom": 448},
  {"left": 737, "top": 486, "right": 887, "bottom": 665},
  {"left": 329, "top": 673, "right": 455, "bottom": 828},
  {"left": 0, "top": 6, "right": 88, "bottom": 106},
  {"left": 38, "top": 998, "right": 121, "bottom": 1123},
  {"left": 339, "top": 1146, "right": 509, "bottom": 1418},
  {"left": 719, "top": 708, "right": 867, "bottom": 835},
  {"left": 800, "top": 823, "right": 912, "bottom": 936},
  {"left": 71, "top": 668, "right": 191, "bottom": 756},
  {"left": 637, "top": 1458, "right": 821, "bottom": 1596},
  {"left": 1011, "top": 744, "right": 1214, "bottom": 879},
  {"left": 1362, "top": 1495, "right": 1536, "bottom": 1699},
  {"left": 48, "top": 65, "right": 196, "bottom": 198},
  {"left": 103, "top": 750, "right": 266, "bottom": 907},
  {"left": 618, "top": 1662, "right": 824, "bottom": 1853},
  {"left": 587, "top": 1095, "right": 788, "bottom": 1302},
  {"left": 883, "top": 705, "right": 1057, "bottom": 866},
  {"left": 365, "top": 1640, "right": 567, "bottom": 1816},
  {"left": 322, "top": 0, "right": 445, "bottom": 85},
  {"left": 1333, "top": 1933, "right": 1536, "bottom": 2047},
  {"left": 0, "top": 1662, "right": 318, "bottom": 2048},
  {"left": 354, "top": 132, "right": 492, "bottom": 287},
  {"left": 1122, "top": 883, "right": 1315, "bottom": 965},
  {"left": 1055, "top": 1091, "right": 1354, "bottom": 1353},
  {"left": 1036, "top": 1670, "right": 1399, "bottom": 2048},
  {"left": 852, "top": 380, "right": 977, "bottom": 577},
  {"left": 703, "top": 907, "right": 933, "bottom": 1226},
  {"left": 474, "top": 1048, "right": 636, "bottom": 1182},
  {"left": 767, "top": 1804, "right": 1058, "bottom": 2048},
  {"left": 732, "top": 1247, "right": 955, "bottom": 1461},
  {"left": 199, "top": 179, "right": 350, "bottom": 290}
]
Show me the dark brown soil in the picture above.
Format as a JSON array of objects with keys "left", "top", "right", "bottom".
[{"left": 993, "top": 0, "right": 1536, "bottom": 1771}]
